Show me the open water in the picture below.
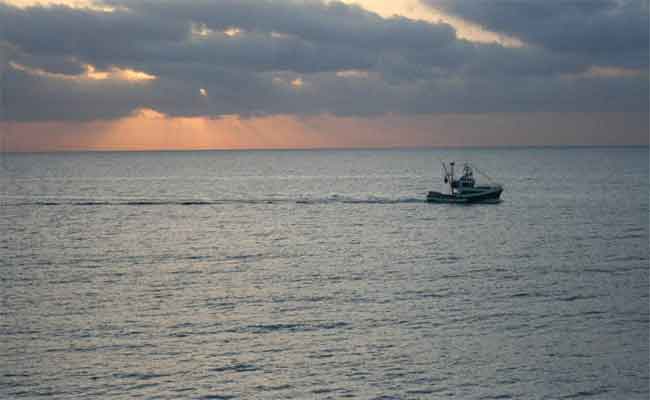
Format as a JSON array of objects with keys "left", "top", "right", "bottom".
[{"left": 1, "top": 147, "right": 648, "bottom": 399}]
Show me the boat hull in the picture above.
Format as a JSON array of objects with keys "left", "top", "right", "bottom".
[{"left": 427, "top": 186, "right": 502, "bottom": 204}]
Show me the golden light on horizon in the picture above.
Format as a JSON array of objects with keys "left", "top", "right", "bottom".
[
  {"left": 4, "top": 112, "right": 646, "bottom": 153},
  {"left": 0, "top": 112, "right": 332, "bottom": 152}
]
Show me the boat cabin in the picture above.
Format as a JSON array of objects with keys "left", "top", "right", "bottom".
[
  {"left": 452, "top": 164, "right": 475, "bottom": 190},
  {"left": 445, "top": 162, "right": 476, "bottom": 193}
]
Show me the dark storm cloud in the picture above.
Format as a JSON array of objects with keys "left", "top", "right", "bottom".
[
  {"left": 4, "top": 67, "right": 152, "bottom": 121},
  {"left": 427, "top": 0, "right": 650, "bottom": 68},
  {"left": 106, "top": 0, "right": 456, "bottom": 51},
  {"left": 0, "top": 3, "right": 186, "bottom": 65},
  {"left": 0, "top": 0, "right": 647, "bottom": 122},
  {"left": 11, "top": 54, "right": 85, "bottom": 76},
  {"left": 132, "top": 32, "right": 378, "bottom": 75}
]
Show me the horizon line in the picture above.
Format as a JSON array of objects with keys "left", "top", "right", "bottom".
[{"left": 1, "top": 143, "right": 648, "bottom": 155}]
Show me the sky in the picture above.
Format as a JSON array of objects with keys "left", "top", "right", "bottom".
[{"left": 0, "top": 0, "right": 648, "bottom": 151}]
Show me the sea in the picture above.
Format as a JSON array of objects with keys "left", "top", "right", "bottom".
[{"left": 0, "top": 146, "right": 648, "bottom": 399}]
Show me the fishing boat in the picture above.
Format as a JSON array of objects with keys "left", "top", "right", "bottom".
[{"left": 427, "top": 162, "right": 503, "bottom": 203}]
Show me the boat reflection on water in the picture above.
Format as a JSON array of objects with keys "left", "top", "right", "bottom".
[{"left": 427, "top": 162, "right": 503, "bottom": 204}]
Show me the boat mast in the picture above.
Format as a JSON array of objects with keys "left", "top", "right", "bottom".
[{"left": 449, "top": 162, "right": 455, "bottom": 194}]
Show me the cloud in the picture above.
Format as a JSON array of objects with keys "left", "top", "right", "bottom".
[
  {"left": 0, "top": 0, "right": 647, "bottom": 122},
  {"left": 426, "top": 0, "right": 649, "bottom": 69},
  {"left": 107, "top": 0, "right": 457, "bottom": 51}
]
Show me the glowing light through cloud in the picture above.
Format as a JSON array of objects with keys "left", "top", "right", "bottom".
[
  {"left": 272, "top": 74, "right": 307, "bottom": 89},
  {"left": 132, "top": 108, "right": 166, "bottom": 119},
  {"left": 10, "top": 62, "right": 156, "bottom": 83},
  {"left": 85, "top": 65, "right": 156, "bottom": 82},
  {"left": 191, "top": 23, "right": 214, "bottom": 38},
  {"left": 223, "top": 27, "right": 243, "bottom": 37},
  {"left": 336, "top": 69, "right": 372, "bottom": 79},
  {"left": 560, "top": 66, "right": 649, "bottom": 81},
  {"left": 337, "top": 0, "right": 524, "bottom": 46},
  {"left": 584, "top": 66, "right": 648, "bottom": 79},
  {"left": 6, "top": 0, "right": 118, "bottom": 12}
]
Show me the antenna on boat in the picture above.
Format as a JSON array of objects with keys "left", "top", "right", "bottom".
[
  {"left": 470, "top": 163, "right": 496, "bottom": 184},
  {"left": 449, "top": 162, "right": 455, "bottom": 194},
  {"left": 441, "top": 161, "right": 452, "bottom": 194}
]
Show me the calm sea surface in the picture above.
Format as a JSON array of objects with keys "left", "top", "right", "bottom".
[{"left": 1, "top": 147, "right": 648, "bottom": 399}]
